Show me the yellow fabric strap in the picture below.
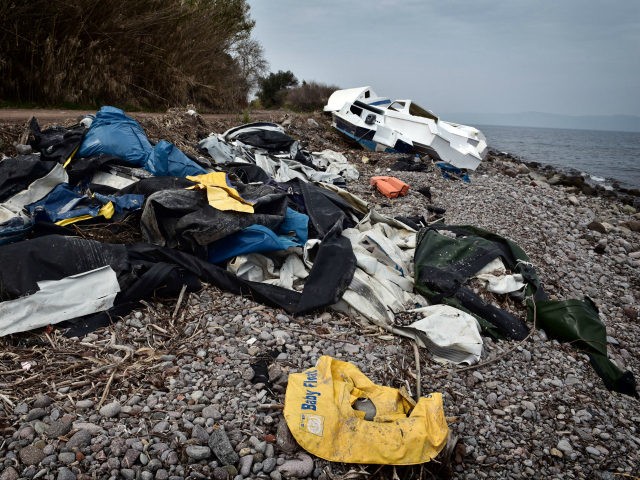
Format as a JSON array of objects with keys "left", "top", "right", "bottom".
[
  {"left": 186, "top": 172, "right": 254, "bottom": 213},
  {"left": 62, "top": 144, "right": 81, "bottom": 169}
]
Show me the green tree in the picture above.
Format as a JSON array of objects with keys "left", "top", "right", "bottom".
[{"left": 257, "top": 70, "right": 298, "bottom": 108}]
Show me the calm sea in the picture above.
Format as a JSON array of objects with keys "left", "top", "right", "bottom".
[{"left": 479, "top": 125, "right": 640, "bottom": 190}]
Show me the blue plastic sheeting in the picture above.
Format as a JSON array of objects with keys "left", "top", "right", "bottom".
[
  {"left": 78, "top": 106, "right": 152, "bottom": 166},
  {"left": 145, "top": 140, "right": 207, "bottom": 177},
  {"left": 207, "top": 208, "right": 309, "bottom": 264},
  {"left": 277, "top": 208, "right": 309, "bottom": 244},
  {"left": 78, "top": 106, "right": 207, "bottom": 177},
  {"left": 0, "top": 217, "right": 33, "bottom": 246},
  {"left": 436, "top": 162, "right": 470, "bottom": 183},
  {"left": 26, "top": 183, "right": 144, "bottom": 223}
]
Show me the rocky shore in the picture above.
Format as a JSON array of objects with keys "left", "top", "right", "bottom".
[{"left": 0, "top": 111, "right": 639, "bottom": 480}]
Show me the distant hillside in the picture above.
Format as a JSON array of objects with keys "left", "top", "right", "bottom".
[{"left": 442, "top": 111, "right": 640, "bottom": 132}]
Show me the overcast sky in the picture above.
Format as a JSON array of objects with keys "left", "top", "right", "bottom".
[{"left": 247, "top": 1, "right": 640, "bottom": 117}]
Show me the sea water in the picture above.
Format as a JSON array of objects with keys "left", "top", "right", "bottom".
[{"left": 479, "top": 125, "right": 640, "bottom": 190}]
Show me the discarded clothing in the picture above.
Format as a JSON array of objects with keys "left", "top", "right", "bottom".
[
  {"left": 283, "top": 356, "right": 449, "bottom": 465},
  {"left": 370, "top": 176, "right": 410, "bottom": 198},
  {"left": 0, "top": 266, "right": 120, "bottom": 336}
]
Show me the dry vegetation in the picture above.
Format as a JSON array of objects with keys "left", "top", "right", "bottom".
[{"left": 0, "top": 0, "right": 263, "bottom": 111}]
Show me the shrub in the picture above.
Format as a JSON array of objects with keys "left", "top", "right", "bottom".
[
  {"left": 0, "top": 0, "right": 264, "bottom": 111},
  {"left": 285, "top": 81, "right": 340, "bottom": 112},
  {"left": 257, "top": 70, "right": 298, "bottom": 109}
]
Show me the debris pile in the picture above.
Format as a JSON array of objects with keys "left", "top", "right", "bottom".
[{"left": 0, "top": 106, "right": 637, "bottom": 479}]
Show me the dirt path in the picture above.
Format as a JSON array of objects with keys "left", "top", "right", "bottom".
[{"left": 0, "top": 108, "right": 282, "bottom": 124}]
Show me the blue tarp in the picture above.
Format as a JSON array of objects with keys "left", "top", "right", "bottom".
[
  {"left": 145, "top": 140, "right": 207, "bottom": 177},
  {"left": 436, "top": 162, "right": 470, "bottom": 183},
  {"left": 78, "top": 106, "right": 151, "bottom": 166},
  {"left": 26, "top": 183, "right": 144, "bottom": 223},
  {"left": 208, "top": 208, "right": 309, "bottom": 263},
  {"left": 78, "top": 106, "right": 206, "bottom": 177}
]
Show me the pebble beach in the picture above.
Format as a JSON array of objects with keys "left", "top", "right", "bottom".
[{"left": 1, "top": 111, "right": 639, "bottom": 480}]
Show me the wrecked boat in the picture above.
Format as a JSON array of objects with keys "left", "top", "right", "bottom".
[{"left": 324, "top": 86, "right": 488, "bottom": 170}]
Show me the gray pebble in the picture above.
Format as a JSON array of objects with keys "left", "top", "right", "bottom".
[
  {"left": 56, "top": 467, "right": 76, "bottom": 480},
  {"left": 239, "top": 455, "right": 254, "bottom": 476},
  {"left": 25, "top": 408, "right": 47, "bottom": 421},
  {"left": 19, "top": 445, "right": 45, "bottom": 466},
  {"left": 120, "top": 469, "right": 135, "bottom": 480},
  {"left": 0, "top": 467, "right": 19, "bottom": 480},
  {"left": 99, "top": 401, "right": 121, "bottom": 418},
  {"left": 185, "top": 445, "right": 211, "bottom": 461},
  {"left": 58, "top": 451, "right": 76, "bottom": 464},
  {"left": 262, "top": 457, "right": 277, "bottom": 473},
  {"left": 208, "top": 427, "right": 239, "bottom": 465}
]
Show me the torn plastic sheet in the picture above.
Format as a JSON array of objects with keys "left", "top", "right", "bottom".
[
  {"left": 333, "top": 211, "right": 425, "bottom": 327},
  {"left": 0, "top": 266, "right": 120, "bottom": 336},
  {"left": 311, "top": 150, "right": 359, "bottom": 182},
  {"left": 0, "top": 155, "right": 56, "bottom": 202},
  {"left": 398, "top": 305, "right": 483, "bottom": 365},
  {"left": 186, "top": 172, "right": 254, "bottom": 213},
  {"left": 0, "top": 163, "right": 68, "bottom": 223},
  {"left": 476, "top": 272, "right": 525, "bottom": 294},
  {"left": 223, "top": 122, "right": 295, "bottom": 151},
  {"left": 78, "top": 106, "right": 152, "bottom": 166},
  {"left": 228, "top": 253, "right": 309, "bottom": 290},
  {"left": 78, "top": 106, "right": 206, "bottom": 177},
  {"left": 145, "top": 140, "right": 207, "bottom": 177},
  {"left": 26, "top": 184, "right": 143, "bottom": 225},
  {"left": 0, "top": 217, "right": 33, "bottom": 246},
  {"left": 475, "top": 257, "right": 526, "bottom": 294},
  {"left": 198, "top": 135, "right": 241, "bottom": 164},
  {"left": 255, "top": 153, "right": 345, "bottom": 186},
  {"left": 208, "top": 208, "right": 308, "bottom": 264},
  {"left": 415, "top": 224, "right": 637, "bottom": 396}
]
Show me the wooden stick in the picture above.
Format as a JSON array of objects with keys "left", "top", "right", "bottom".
[
  {"left": 412, "top": 341, "right": 421, "bottom": 400},
  {"left": 172, "top": 284, "right": 188, "bottom": 319}
]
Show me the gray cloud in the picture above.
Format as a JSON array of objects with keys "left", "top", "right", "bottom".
[{"left": 247, "top": 0, "right": 640, "bottom": 115}]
